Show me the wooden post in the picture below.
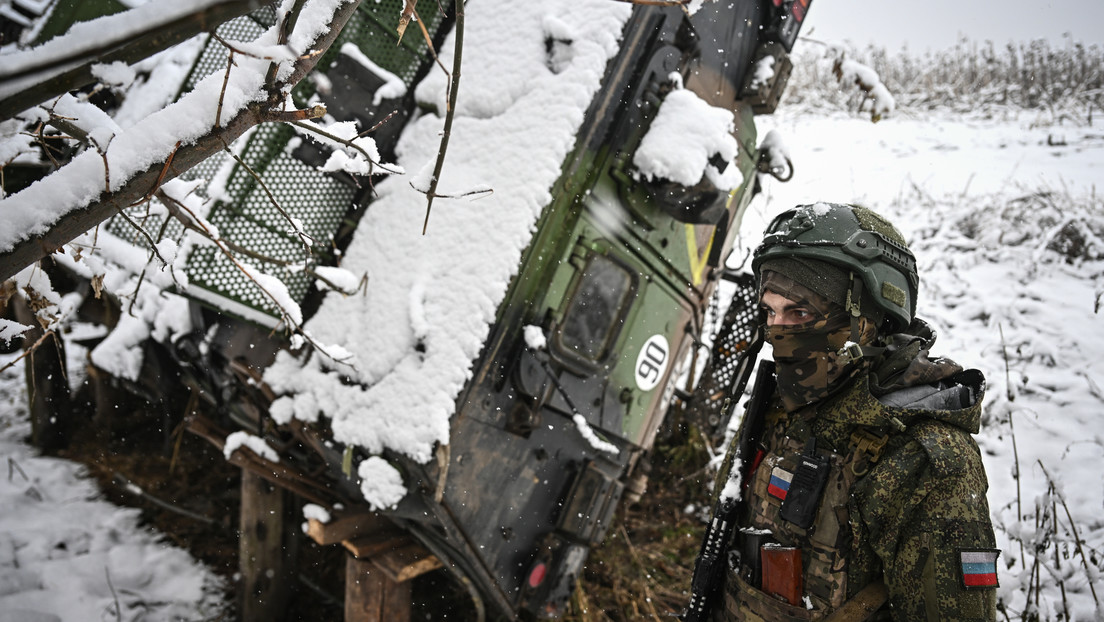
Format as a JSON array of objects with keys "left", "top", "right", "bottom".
[
  {"left": 240, "top": 470, "right": 295, "bottom": 621},
  {"left": 305, "top": 512, "right": 439, "bottom": 622},
  {"left": 11, "top": 293, "right": 71, "bottom": 451},
  {"left": 345, "top": 555, "right": 412, "bottom": 622},
  {"left": 86, "top": 364, "right": 119, "bottom": 442}
]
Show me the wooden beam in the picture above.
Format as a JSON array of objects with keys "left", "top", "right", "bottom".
[
  {"left": 341, "top": 531, "right": 412, "bottom": 560},
  {"left": 371, "top": 543, "right": 444, "bottom": 584},
  {"left": 340, "top": 530, "right": 443, "bottom": 583},
  {"left": 306, "top": 511, "right": 390, "bottom": 546},
  {"left": 187, "top": 413, "right": 336, "bottom": 507}
]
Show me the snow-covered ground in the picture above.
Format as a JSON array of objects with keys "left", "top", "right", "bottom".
[{"left": 0, "top": 356, "right": 226, "bottom": 621}]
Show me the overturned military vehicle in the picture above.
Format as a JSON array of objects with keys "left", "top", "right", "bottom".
[{"left": 3, "top": 0, "right": 810, "bottom": 618}]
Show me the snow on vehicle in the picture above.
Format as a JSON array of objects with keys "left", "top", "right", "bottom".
[{"left": 2, "top": 0, "right": 810, "bottom": 618}]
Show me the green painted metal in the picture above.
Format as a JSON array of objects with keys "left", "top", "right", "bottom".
[{"left": 33, "top": 0, "right": 126, "bottom": 43}]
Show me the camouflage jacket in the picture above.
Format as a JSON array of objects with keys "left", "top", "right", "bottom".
[{"left": 715, "top": 323, "right": 998, "bottom": 621}]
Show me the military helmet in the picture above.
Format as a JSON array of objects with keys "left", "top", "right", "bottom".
[{"left": 752, "top": 203, "right": 918, "bottom": 331}]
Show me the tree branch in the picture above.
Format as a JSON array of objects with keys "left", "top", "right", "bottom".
[
  {"left": 0, "top": 0, "right": 364, "bottom": 283},
  {"left": 0, "top": 0, "right": 259, "bottom": 122},
  {"left": 397, "top": 0, "right": 418, "bottom": 43},
  {"left": 420, "top": 0, "right": 463, "bottom": 234}
]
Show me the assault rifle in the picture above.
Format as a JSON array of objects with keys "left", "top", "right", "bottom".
[{"left": 684, "top": 356, "right": 775, "bottom": 622}]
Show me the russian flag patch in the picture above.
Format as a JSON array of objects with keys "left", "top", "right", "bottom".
[
  {"left": 959, "top": 550, "right": 1000, "bottom": 589},
  {"left": 767, "top": 467, "right": 793, "bottom": 500}
]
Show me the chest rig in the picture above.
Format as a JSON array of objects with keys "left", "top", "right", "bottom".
[{"left": 721, "top": 403, "right": 889, "bottom": 621}]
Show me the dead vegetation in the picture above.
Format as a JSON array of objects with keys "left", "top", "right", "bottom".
[
  {"left": 787, "top": 38, "right": 1104, "bottom": 119},
  {"left": 563, "top": 423, "right": 714, "bottom": 622}
]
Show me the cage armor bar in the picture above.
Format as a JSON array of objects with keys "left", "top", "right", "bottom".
[{"left": 684, "top": 356, "right": 774, "bottom": 622}]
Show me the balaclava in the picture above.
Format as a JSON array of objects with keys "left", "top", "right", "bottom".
[{"left": 760, "top": 261, "right": 879, "bottom": 412}]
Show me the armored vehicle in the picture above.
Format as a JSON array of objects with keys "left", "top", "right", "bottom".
[{"left": 1, "top": 0, "right": 810, "bottom": 618}]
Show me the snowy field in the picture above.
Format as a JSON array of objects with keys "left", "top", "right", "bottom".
[{"left": 2, "top": 67, "right": 1103, "bottom": 622}]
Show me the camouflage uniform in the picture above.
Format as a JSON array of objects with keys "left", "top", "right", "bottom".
[{"left": 714, "top": 319, "right": 998, "bottom": 621}]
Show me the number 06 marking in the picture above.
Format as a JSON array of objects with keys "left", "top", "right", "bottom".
[{"left": 635, "top": 334, "right": 670, "bottom": 392}]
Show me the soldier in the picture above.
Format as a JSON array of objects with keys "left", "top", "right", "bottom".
[{"left": 687, "top": 203, "right": 998, "bottom": 621}]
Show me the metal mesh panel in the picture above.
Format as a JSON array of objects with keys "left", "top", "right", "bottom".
[
  {"left": 683, "top": 272, "right": 761, "bottom": 436},
  {"left": 185, "top": 125, "right": 353, "bottom": 319},
  {"left": 183, "top": 15, "right": 267, "bottom": 92},
  {"left": 103, "top": 2, "right": 448, "bottom": 325},
  {"left": 346, "top": 5, "right": 441, "bottom": 81},
  {"left": 181, "top": 3, "right": 445, "bottom": 102}
]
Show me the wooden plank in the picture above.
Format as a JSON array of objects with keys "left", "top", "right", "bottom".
[
  {"left": 341, "top": 533, "right": 442, "bottom": 584},
  {"left": 305, "top": 511, "right": 388, "bottom": 545},
  {"left": 341, "top": 531, "right": 411, "bottom": 559},
  {"left": 371, "top": 543, "right": 444, "bottom": 583},
  {"left": 186, "top": 414, "right": 333, "bottom": 507},
  {"left": 346, "top": 556, "right": 382, "bottom": 622},
  {"left": 345, "top": 556, "right": 413, "bottom": 621}
]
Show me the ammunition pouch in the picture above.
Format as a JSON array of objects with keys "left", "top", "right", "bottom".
[{"left": 722, "top": 566, "right": 820, "bottom": 622}]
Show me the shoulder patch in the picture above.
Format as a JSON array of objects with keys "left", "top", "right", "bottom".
[{"left": 959, "top": 550, "right": 1000, "bottom": 589}]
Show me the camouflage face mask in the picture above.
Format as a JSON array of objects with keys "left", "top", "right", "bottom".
[{"left": 768, "top": 313, "right": 867, "bottom": 413}]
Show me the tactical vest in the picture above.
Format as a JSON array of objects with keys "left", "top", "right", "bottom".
[{"left": 717, "top": 405, "right": 889, "bottom": 622}]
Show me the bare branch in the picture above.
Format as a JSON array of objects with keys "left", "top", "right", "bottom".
[
  {"left": 209, "top": 31, "right": 301, "bottom": 63},
  {"left": 157, "top": 190, "right": 354, "bottom": 365},
  {"left": 422, "top": 0, "right": 464, "bottom": 234},
  {"left": 1037, "top": 460, "right": 1101, "bottom": 606},
  {"left": 216, "top": 49, "right": 237, "bottom": 129},
  {"left": 265, "top": 0, "right": 310, "bottom": 95},
  {"left": 0, "top": 329, "right": 54, "bottom": 376},
  {"left": 409, "top": 183, "right": 492, "bottom": 201},
  {"left": 113, "top": 206, "right": 169, "bottom": 268},
  {"left": 397, "top": 0, "right": 419, "bottom": 44},
  {"left": 413, "top": 7, "right": 451, "bottom": 98},
  {"left": 262, "top": 105, "right": 327, "bottom": 123},
  {"left": 218, "top": 136, "right": 316, "bottom": 253},
  {"left": 291, "top": 119, "right": 403, "bottom": 175},
  {"left": 88, "top": 134, "right": 113, "bottom": 196},
  {"left": 112, "top": 471, "right": 219, "bottom": 525},
  {"left": 360, "top": 109, "right": 400, "bottom": 137}
]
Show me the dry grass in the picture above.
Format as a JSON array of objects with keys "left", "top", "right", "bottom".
[
  {"left": 562, "top": 423, "right": 716, "bottom": 622},
  {"left": 787, "top": 37, "right": 1104, "bottom": 120}
]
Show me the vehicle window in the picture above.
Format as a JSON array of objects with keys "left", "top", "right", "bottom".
[{"left": 558, "top": 254, "right": 634, "bottom": 362}]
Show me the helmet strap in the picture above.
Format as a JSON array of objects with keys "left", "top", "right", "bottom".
[
  {"left": 836, "top": 273, "right": 885, "bottom": 365},
  {"left": 845, "top": 272, "right": 864, "bottom": 342}
]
